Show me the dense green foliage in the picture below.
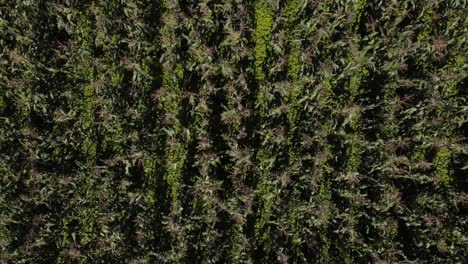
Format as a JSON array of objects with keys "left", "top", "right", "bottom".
[{"left": 1, "top": 0, "right": 467, "bottom": 263}]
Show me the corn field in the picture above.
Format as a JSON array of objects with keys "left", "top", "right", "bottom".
[{"left": 0, "top": 0, "right": 467, "bottom": 263}]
